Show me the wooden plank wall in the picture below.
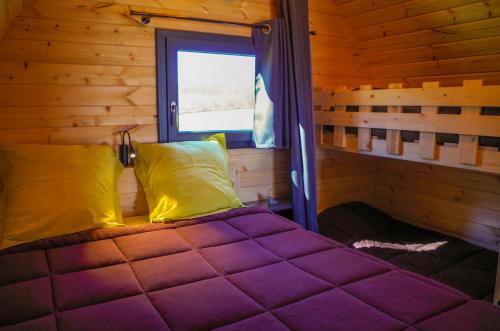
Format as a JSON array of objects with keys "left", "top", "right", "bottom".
[
  {"left": 0, "top": 0, "right": 23, "bottom": 39},
  {"left": 314, "top": 89, "right": 381, "bottom": 213},
  {"left": 317, "top": 148, "right": 379, "bottom": 213},
  {"left": 333, "top": 0, "right": 500, "bottom": 87},
  {"left": 309, "top": 1, "right": 371, "bottom": 89},
  {"left": 372, "top": 159, "right": 500, "bottom": 251},
  {"left": 0, "top": 0, "right": 368, "bottom": 216},
  {"left": 329, "top": 1, "right": 500, "bottom": 250},
  {"left": 317, "top": 1, "right": 500, "bottom": 250},
  {"left": 311, "top": 1, "right": 378, "bottom": 213},
  {"left": 0, "top": 0, "right": 288, "bottom": 216}
]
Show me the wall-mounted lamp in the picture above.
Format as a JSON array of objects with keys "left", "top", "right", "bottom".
[{"left": 119, "top": 130, "right": 136, "bottom": 167}]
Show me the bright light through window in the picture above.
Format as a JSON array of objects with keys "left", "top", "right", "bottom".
[{"left": 177, "top": 51, "right": 256, "bottom": 132}]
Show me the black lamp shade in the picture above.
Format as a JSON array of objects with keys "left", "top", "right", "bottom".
[{"left": 119, "top": 144, "right": 129, "bottom": 166}]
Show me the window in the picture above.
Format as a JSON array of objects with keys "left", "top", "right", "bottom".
[
  {"left": 177, "top": 51, "right": 255, "bottom": 132},
  {"left": 156, "top": 30, "right": 256, "bottom": 148}
]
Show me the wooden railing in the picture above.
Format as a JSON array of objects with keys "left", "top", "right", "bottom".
[{"left": 313, "top": 80, "right": 500, "bottom": 174}]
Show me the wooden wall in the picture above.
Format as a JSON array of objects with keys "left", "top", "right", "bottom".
[
  {"left": 0, "top": 0, "right": 23, "bottom": 39},
  {"left": 316, "top": 149, "right": 379, "bottom": 213},
  {"left": 309, "top": 1, "right": 371, "bottom": 90},
  {"left": 315, "top": 0, "right": 500, "bottom": 250},
  {"left": 0, "top": 0, "right": 363, "bottom": 216},
  {"left": 332, "top": 0, "right": 500, "bottom": 87},
  {"left": 0, "top": 0, "right": 288, "bottom": 215},
  {"left": 310, "top": 1, "right": 377, "bottom": 213},
  {"left": 372, "top": 159, "right": 500, "bottom": 251},
  {"left": 2, "top": 0, "right": 496, "bottom": 245}
]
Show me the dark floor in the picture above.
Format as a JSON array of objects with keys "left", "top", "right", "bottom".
[{"left": 318, "top": 201, "right": 498, "bottom": 303}]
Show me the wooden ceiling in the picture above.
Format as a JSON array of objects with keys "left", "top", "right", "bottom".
[{"left": 331, "top": 0, "right": 500, "bottom": 87}]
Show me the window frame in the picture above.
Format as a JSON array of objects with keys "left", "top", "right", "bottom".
[{"left": 156, "top": 29, "right": 256, "bottom": 148}]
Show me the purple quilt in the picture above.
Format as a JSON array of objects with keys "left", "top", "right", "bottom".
[{"left": 1, "top": 206, "right": 499, "bottom": 331}]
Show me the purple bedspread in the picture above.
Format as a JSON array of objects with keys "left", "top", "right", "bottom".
[{"left": 1, "top": 206, "right": 499, "bottom": 331}]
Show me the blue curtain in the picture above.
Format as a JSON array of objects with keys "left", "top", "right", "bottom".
[{"left": 252, "top": 0, "right": 318, "bottom": 232}]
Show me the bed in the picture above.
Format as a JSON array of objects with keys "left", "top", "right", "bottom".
[
  {"left": 1, "top": 206, "right": 500, "bottom": 331},
  {"left": 318, "top": 202, "right": 498, "bottom": 303}
]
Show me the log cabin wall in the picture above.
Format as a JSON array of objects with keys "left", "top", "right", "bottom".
[
  {"left": 350, "top": 0, "right": 500, "bottom": 87},
  {"left": 0, "top": 0, "right": 370, "bottom": 216},
  {"left": 0, "top": 0, "right": 23, "bottom": 39},
  {"left": 372, "top": 159, "right": 500, "bottom": 251},
  {"left": 311, "top": 2, "right": 380, "bottom": 213},
  {"left": 319, "top": 0, "right": 500, "bottom": 250}
]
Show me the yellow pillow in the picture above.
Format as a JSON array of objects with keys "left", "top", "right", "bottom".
[
  {"left": 133, "top": 138, "right": 243, "bottom": 222},
  {"left": 0, "top": 144, "right": 124, "bottom": 250}
]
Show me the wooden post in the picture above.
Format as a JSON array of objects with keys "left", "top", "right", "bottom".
[
  {"left": 333, "top": 88, "right": 347, "bottom": 148},
  {"left": 419, "top": 82, "right": 440, "bottom": 159},
  {"left": 386, "top": 83, "right": 403, "bottom": 154},
  {"left": 458, "top": 80, "right": 482, "bottom": 165},
  {"left": 314, "top": 89, "right": 332, "bottom": 146},
  {"left": 357, "top": 85, "right": 372, "bottom": 151},
  {"left": 333, "top": 117, "right": 346, "bottom": 147}
]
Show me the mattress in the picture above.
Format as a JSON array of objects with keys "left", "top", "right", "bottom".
[
  {"left": 319, "top": 201, "right": 498, "bottom": 302},
  {"left": 1, "top": 206, "right": 500, "bottom": 331}
]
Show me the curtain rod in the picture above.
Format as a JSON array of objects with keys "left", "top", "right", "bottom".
[
  {"left": 130, "top": 10, "right": 269, "bottom": 29},
  {"left": 130, "top": 10, "right": 316, "bottom": 35}
]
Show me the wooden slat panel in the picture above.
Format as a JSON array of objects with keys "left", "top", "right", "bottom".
[
  {"left": 319, "top": 135, "right": 500, "bottom": 174},
  {"left": 314, "top": 111, "right": 500, "bottom": 137},
  {"left": 418, "top": 132, "right": 437, "bottom": 159},
  {"left": 313, "top": 89, "right": 332, "bottom": 111},
  {"left": 372, "top": 72, "right": 500, "bottom": 89},
  {"left": 333, "top": 102, "right": 347, "bottom": 148},
  {"left": 418, "top": 81, "right": 439, "bottom": 159},
  {"left": 333, "top": 126, "right": 346, "bottom": 148},
  {"left": 458, "top": 80, "right": 483, "bottom": 165},
  {"left": 357, "top": 84, "right": 372, "bottom": 151},
  {"left": 386, "top": 83, "right": 403, "bottom": 154},
  {"left": 331, "top": 85, "right": 500, "bottom": 107}
]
